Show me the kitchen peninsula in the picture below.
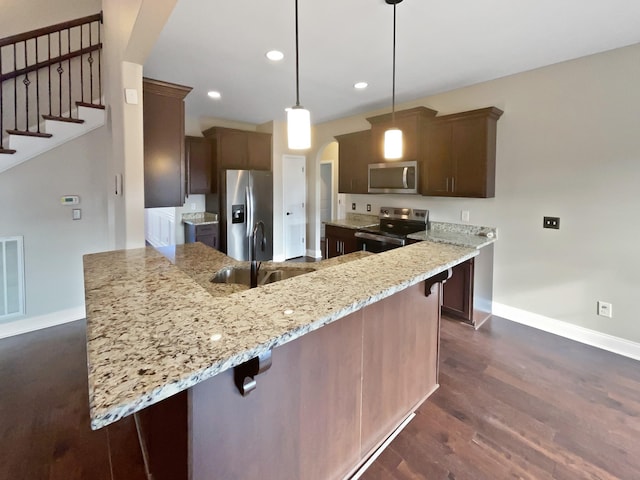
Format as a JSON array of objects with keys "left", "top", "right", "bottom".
[{"left": 84, "top": 241, "right": 478, "bottom": 479}]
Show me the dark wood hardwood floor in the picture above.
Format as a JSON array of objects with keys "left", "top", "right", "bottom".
[{"left": 1, "top": 315, "right": 639, "bottom": 479}]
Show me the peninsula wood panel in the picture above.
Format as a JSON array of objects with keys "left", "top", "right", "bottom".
[
  {"left": 360, "top": 282, "right": 440, "bottom": 456},
  {"left": 190, "top": 309, "right": 364, "bottom": 480}
]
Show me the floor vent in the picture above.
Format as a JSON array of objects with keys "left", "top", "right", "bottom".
[{"left": 0, "top": 236, "right": 25, "bottom": 320}]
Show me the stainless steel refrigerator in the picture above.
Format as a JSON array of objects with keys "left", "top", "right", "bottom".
[{"left": 220, "top": 170, "right": 273, "bottom": 261}]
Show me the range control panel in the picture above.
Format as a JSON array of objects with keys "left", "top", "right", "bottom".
[{"left": 379, "top": 207, "right": 428, "bottom": 223}]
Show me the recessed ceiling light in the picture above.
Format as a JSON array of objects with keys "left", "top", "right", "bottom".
[
  {"left": 354, "top": 82, "right": 368, "bottom": 90},
  {"left": 266, "top": 50, "right": 284, "bottom": 61},
  {"left": 207, "top": 91, "right": 221, "bottom": 99}
]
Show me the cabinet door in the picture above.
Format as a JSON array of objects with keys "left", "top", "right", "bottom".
[
  {"left": 423, "top": 121, "right": 452, "bottom": 195},
  {"left": 325, "top": 235, "right": 340, "bottom": 259},
  {"left": 337, "top": 130, "right": 370, "bottom": 194},
  {"left": 247, "top": 132, "right": 272, "bottom": 170},
  {"left": 451, "top": 116, "right": 491, "bottom": 197},
  {"left": 186, "top": 137, "right": 213, "bottom": 194},
  {"left": 342, "top": 235, "right": 359, "bottom": 255},
  {"left": 442, "top": 258, "right": 474, "bottom": 322},
  {"left": 217, "top": 129, "right": 249, "bottom": 169},
  {"left": 143, "top": 79, "right": 191, "bottom": 208}
]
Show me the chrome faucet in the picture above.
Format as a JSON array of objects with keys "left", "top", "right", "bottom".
[{"left": 250, "top": 221, "right": 266, "bottom": 288}]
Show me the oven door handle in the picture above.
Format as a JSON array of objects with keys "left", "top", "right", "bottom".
[{"left": 355, "top": 231, "right": 405, "bottom": 246}]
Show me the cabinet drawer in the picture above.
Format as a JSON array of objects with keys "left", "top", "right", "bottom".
[{"left": 196, "top": 224, "right": 217, "bottom": 235}]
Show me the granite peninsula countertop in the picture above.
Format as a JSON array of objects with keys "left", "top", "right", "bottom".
[{"left": 84, "top": 241, "right": 477, "bottom": 430}]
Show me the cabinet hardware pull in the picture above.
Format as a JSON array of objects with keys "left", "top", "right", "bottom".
[{"left": 451, "top": 177, "right": 455, "bottom": 192}]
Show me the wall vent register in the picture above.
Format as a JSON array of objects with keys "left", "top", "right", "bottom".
[{"left": 0, "top": 236, "right": 25, "bottom": 320}]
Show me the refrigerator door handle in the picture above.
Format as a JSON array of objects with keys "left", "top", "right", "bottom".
[{"left": 245, "top": 186, "right": 252, "bottom": 237}]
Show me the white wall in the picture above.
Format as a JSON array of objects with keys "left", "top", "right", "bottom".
[
  {"left": 0, "top": 126, "right": 110, "bottom": 322},
  {"left": 310, "top": 43, "right": 640, "bottom": 344}
]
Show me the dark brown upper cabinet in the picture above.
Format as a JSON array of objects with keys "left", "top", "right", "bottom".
[
  {"left": 366, "top": 106, "right": 437, "bottom": 164},
  {"left": 202, "top": 126, "right": 272, "bottom": 172},
  {"left": 422, "top": 107, "right": 503, "bottom": 198},
  {"left": 335, "top": 130, "right": 371, "bottom": 194},
  {"left": 143, "top": 78, "right": 192, "bottom": 208},
  {"left": 186, "top": 136, "right": 214, "bottom": 195}
]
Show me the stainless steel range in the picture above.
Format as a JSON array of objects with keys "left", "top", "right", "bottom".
[{"left": 355, "top": 207, "right": 429, "bottom": 253}]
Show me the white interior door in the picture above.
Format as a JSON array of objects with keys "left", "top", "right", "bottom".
[{"left": 282, "top": 155, "right": 306, "bottom": 259}]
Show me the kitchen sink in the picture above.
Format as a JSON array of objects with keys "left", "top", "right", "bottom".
[{"left": 210, "top": 266, "right": 316, "bottom": 286}]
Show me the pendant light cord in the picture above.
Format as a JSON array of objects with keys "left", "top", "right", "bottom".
[
  {"left": 295, "top": 0, "right": 301, "bottom": 107},
  {"left": 391, "top": 1, "right": 397, "bottom": 125}
]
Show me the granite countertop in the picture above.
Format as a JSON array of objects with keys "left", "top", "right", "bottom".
[
  {"left": 323, "top": 213, "right": 378, "bottom": 229},
  {"left": 408, "top": 222, "right": 497, "bottom": 249},
  {"left": 84, "top": 242, "right": 477, "bottom": 430},
  {"left": 182, "top": 212, "right": 219, "bottom": 225}
]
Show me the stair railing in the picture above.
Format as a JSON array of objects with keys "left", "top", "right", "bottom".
[{"left": 0, "top": 12, "right": 103, "bottom": 153}]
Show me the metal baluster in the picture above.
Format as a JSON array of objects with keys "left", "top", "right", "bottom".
[
  {"left": 88, "top": 22, "right": 93, "bottom": 105},
  {"left": 23, "top": 40, "right": 29, "bottom": 131},
  {"left": 13, "top": 43, "right": 17, "bottom": 130},
  {"left": 58, "top": 31, "right": 62, "bottom": 116},
  {"left": 47, "top": 33, "right": 52, "bottom": 116},
  {"left": 97, "top": 19, "right": 102, "bottom": 105},
  {"left": 80, "top": 24, "right": 84, "bottom": 104},
  {"left": 35, "top": 37, "right": 40, "bottom": 133},
  {"left": 67, "top": 28, "right": 71, "bottom": 118}
]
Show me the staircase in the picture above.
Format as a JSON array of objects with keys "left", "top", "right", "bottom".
[{"left": 0, "top": 13, "right": 105, "bottom": 174}]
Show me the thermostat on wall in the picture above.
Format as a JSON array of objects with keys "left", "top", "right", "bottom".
[{"left": 60, "top": 195, "right": 80, "bottom": 205}]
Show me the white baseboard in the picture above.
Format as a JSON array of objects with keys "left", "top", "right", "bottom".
[
  {"left": 0, "top": 306, "right": 85, "bottom": 339},
  {"left": 493, "top": 302, "right": 640, "bottom": 362},
  {"left": 306, "top": 248, "right": 323, "bottom": 259}
]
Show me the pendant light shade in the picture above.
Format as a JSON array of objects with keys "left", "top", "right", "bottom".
[
  {"left": 287, "top": 106, "right": 311, "bottom": 150},
  {"left": 384, "top": 0, "right": 403, "bottom": 160},
  {"left": 287, "top": 0, "right": 311, "bottom": 150},
  {"left": 384, "top": 128, "right": 403, "bottom": 159}
]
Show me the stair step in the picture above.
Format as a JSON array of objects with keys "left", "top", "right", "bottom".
[
  {"left": 0, "top": 148, "right": 17, "bottom": 155},
  {"left": 6, "top": 130, "right": 53, "bottom": 138},
  {"left": 76, "top": 101, "right": 105, "bottom": 110},
  {"left": 42, "top": 115, "right": 85, "bottom": 124}
]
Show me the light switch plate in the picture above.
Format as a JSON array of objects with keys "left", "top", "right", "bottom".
[{"left": 124, "top": 88, "right": 139, "bottom": 105}]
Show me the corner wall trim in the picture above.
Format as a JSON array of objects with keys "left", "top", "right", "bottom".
[
  {"left": 493, "top": 302, "right": 640, "bottom": 362},
  {"left": 0, "top": 306, "right": 85, "bottom": 340}
]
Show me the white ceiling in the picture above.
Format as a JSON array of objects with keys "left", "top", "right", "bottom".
[{"left": 144, "top": 0, "right": 640, "bottom": 126}]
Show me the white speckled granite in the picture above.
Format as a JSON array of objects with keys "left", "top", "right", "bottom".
[
  {"left": 407, "top": 222, "right": 496, "bottom": 249},
  {"left": 323, "top": 213, "right": 378, "bottom": 229},
  {"left": 84, "top": 242, "right": 476, "bottom": 430},
  {"left": 182, "top": 212, "right": 219, "bottom": 225}
]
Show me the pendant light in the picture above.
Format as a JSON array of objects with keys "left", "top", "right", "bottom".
[
  {"left": 384, "top": 0, "right": 403, "bottom": 160},
  {"left": 287, "top": 0, "right": 311, "bottom": 150}
]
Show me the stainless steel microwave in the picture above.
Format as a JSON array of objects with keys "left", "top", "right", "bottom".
[{"left": 368, "top": 161, "right": 418, "bottom": 194}]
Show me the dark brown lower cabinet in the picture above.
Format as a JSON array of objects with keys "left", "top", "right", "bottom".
[
  {"left": 184, "top": 223, "right": 219, "bottom": 250},
  {"left": 442, "top": 258, "right": 474, "bottom": 323},
  {"left": 130, "top": 279, "right": 442, "bottom": 480},
  {"left": 325, "top": 224, "right": 359, "bottom": 258}
]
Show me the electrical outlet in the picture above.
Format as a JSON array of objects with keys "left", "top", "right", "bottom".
[
  {"left": 72, "top": 208, "right": 81, "bottom": 220},
  {"left": 543, "top": 216, "right": 560, "bottom": 229},
  {"left": 351, "top": 203, "right": 356, "bottom": 210},
  {"left": 597, "top": 301, "right": 613, "bottom": 318},
  {"left": 461, "top": 210, "right": 470, "bottom": 222},
  {"left": 366, "top": 204, "right": 371, "bottom": 212},
  {"left": 190, "top": 203, "right": 197, "bottom": 211}
]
